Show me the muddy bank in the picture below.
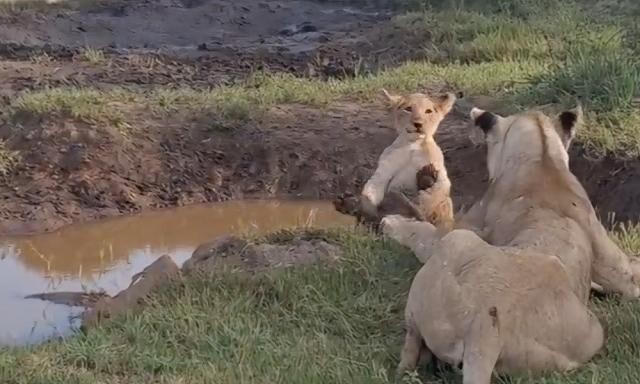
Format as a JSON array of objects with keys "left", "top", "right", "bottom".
[
  {"left": 0, "top": 102, "right": 398, "bottom": 235},
  {"left": 0, "top": 0, "right": 387, "bottom": 54},
  {"left": 0, "top": 52, "right": 284, "bottom": 100},
  {"left": 0, "top": 0, "right": 428, "bottom": 102},
  {"left": 0, "top": 0, "right": 639, "bottom": 235},
  {"left": 570, "top": 148, "right": 640, "bottom": 224},
  {"left": 0, "top": 0, "right": 471, "bottom": 235},
  {"left": 1, "top": 99, "right": 638, "bottom": 236}
]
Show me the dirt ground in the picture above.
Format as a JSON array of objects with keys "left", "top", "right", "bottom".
[
  {"left": 0, "top": 0, "right": 638, "bottom": 235},
  {"left": 0, "top": 0, "right": 406, "bottom": 94}
]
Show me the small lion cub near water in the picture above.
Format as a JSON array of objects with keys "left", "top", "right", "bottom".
[{"left": 360, "top": 89, "right": 456, "bottom": 231}]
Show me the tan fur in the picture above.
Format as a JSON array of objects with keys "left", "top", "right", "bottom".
[
  {"left": 381, "top": 106, "right": 638, "bottom": 383},
  {"left": 359, "top": 90, "right": 456, "bottom": 231},
  {"left": 460, "top": 107, "right": 639, "bottom": 300},
  {"left": 383, "top": 217, "right": 604, "bottom": 383}
]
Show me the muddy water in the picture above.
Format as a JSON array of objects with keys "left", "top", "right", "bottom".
[{"left": 0, "top": 199, "right": 353, "bottom": 346}]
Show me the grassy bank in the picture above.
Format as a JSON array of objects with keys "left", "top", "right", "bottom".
[
  {"left": 2, "top": 0, "right": 639, "bottom": 157},
  {"left": 7, "top": 59, "right": 544, "bottom": 125},
  {"left": 1, "top": 228, "right": 640, "bottom": 383}
]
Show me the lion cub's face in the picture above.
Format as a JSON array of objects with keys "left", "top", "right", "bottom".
[{"left": 382, "top": 90, "right": 457, "bottom": 137}]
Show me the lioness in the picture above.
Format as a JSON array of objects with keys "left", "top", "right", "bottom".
[
  {"left": 382, "top": 106, "right": 639, "bottom": 383},
  {"left": 357, "top": 89, "right": 456, "bottom": 231},
  {"left": 460, "top": 106, "right": 639, "bottom": 301}
]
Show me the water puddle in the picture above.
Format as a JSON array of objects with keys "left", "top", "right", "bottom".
[{"left": 0, "top": 199, "right": 353, "bottom": 346}]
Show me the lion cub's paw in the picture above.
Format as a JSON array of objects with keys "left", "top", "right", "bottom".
[
  {"left": 416, "top": 164, "right": 439, "bottom": 191},
  {"left": 333, "top": 192, "right": 360, "bottom": 215}
]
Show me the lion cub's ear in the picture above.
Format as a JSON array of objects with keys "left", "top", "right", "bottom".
[
  {"left": 555, "top": 105, "right": 583, "bottom": 150},
  {"left": 435, "top": 92, "right": 457, "bottom": 115},
  {"left": 381, "top": 89, "right": 404, "bottom": 108}
]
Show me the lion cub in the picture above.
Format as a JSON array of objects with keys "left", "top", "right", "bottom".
[{"left": 359, "top": 89, "right": 456, "bottom": 231}]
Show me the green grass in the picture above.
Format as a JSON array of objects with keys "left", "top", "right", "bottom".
[
  {"left": 323, "top": 0, "right": 640, "bottom": 155},
  {"left": 385, "top": 0, "right": 640, "bottom": 154},
  {"left": 0, "top": 230, "right": 420, "bottom": 383},
  {"left": 10, "top": 88, "right": 133, "bottom": 135},
  {"left": 1, "top": 228, "right": 640, "bottom": 383},
  {"left": 7, "top": 59, "right": 545, "bottom": 134},
  {"left": 2, "top": 1, "right": 640, "bottom": 382},
  {"left": 4, "top": 0, "right": 640, "bottom": 155},
  {"left": 0, "top": 139, "right": 19, "bottom": 177},
  {"left": 150, "top": 59, "right": 543, "bottom": 112},
  {"left": 76, "top": 48, "right": 105, "bottom": 65}
]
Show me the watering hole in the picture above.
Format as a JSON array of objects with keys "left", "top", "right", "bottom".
[{"left": 0, "top": 199, "right": 353, "bottom": 346}]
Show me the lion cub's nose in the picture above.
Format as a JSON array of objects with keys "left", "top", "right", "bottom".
[{"left": 413, "top": 122, "right": 423, "bottom": 129}]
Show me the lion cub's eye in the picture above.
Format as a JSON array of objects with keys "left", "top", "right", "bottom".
[
  {"left": 425, "top": 108, "right": 433, "bottom": 114},
  {"left": 403, "top": 106, "right": 412, "bottom": 112}
]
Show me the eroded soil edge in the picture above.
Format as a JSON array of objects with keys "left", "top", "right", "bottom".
[{"left": 0, "top": 0, "right": 639, "bottom": 235}]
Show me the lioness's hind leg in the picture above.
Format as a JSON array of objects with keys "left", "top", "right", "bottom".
[
  {"left": 590, "top": 226, "right": 640, "bottom": 298},
  {"left": 462, "top": 309, "right": 502, "bottom": 384},
  {"left": 507, "top": 340, "right": 580, "bottom": 373},
  {"left": 397, "top": 322, "right": 429, "bottom": 376},
  {"left": 505, "top": 295, "right": 604, "bottom": 374}
]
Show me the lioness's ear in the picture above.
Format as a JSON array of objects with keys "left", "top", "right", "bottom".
[
  {"left": 381, "top": 88, "right": 403, "bottom": 108},
  {"left": 470, "top": 107, "right": 499, "bottom": 133},
  {"left": 555, "top": 105, "right": 583, "bottom": 150},
  {"left": 435, "top": 92, "right": 456, "bottom": 114}
]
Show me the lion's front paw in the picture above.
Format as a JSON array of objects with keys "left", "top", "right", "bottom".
[
  {"left": 333, "top": 192, "right": 360, "bottom": 215},
  {"left": 380, "top": 214, "right": 410, "bottom": 238},
  {"left": 416, "top": 164, "right": 439, "bottom": 190},
  {"left": 360, "top": 192, "right": 379, "bottom": 218}
]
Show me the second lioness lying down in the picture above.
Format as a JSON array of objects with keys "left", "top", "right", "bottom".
[{"left": 382, "top": 106, "right": 640, "bottom": 383}]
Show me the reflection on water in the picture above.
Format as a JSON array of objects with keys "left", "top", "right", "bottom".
[{"left": 0, "top": 199, "right": 353, "bottom": 346}]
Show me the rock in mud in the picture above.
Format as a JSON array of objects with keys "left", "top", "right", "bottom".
[
  {"left": 256, "top": 239, "right": 342, "bottom": 268},
  {"left": 333, "top": 192, "right": 361, "bottom": 217},
  {"left": 81, "top": 255, "right": 180, "bottom": 330},
  {"left": 279, "top": 22, "right": 318, "bottom": 36},
  {"left": 182, "top": 235, "right": 343, "bottom": 274},
  {"left": 24, "top": 291, "right": 109, "bottom": 307},
  {"left": 182, "top": 235, "right": 263, "bottom": 273}
]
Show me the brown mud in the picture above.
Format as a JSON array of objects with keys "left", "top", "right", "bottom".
[
  {"left": 0, "top": 0, "right": 639, "bottom": 236},
  {"left": 0, "top": 0, "right": 404, "bottom": 97}
]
